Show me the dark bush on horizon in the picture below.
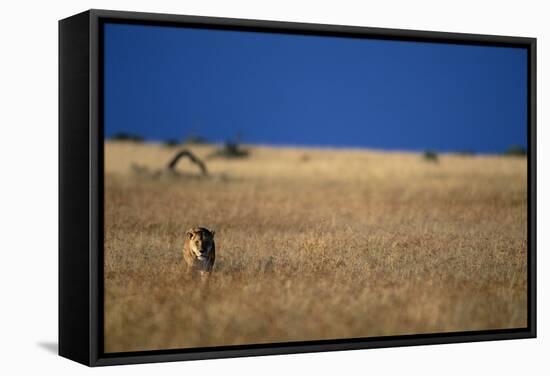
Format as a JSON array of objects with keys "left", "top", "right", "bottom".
[
  {"left": 423, "top": 150, "right": 439, "bottom": 162},
  {"left": 209, "top": 142, "right": 249, "bottom": 159},
  {"left": 163, "top": 139, "right": 180, "bottom": 147},
  {"left": 110, "top": 132, "right": 144, "bottom": 143},
  {"left": 503, "top": 145, "right": 527, "bottom": 157}
]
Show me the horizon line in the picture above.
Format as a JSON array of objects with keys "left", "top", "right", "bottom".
[{"left": 104, "top": 138, "right": 527, "bottom": 156}]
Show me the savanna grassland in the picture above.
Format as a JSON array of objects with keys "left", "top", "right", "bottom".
[{"left": 104, "top": 141, "right": 527, "bottom": 353}]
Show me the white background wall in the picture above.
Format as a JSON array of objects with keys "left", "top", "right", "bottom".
[{"left": 0, "top": 0, "right": 547, "bottom": 374}]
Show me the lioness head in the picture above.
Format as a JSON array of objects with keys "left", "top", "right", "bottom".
[{"left": 186, "top": 227, "right": 215, "bottom": 261}]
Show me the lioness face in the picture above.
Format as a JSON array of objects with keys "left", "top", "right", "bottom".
[{"left": 187, "top": 228, "right": 215, "bottom": 261}]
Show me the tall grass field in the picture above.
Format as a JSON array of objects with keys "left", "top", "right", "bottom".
[{"left": 104, "top": 141, "right": 527, "bottom": 353}]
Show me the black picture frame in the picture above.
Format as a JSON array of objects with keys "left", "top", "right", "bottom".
[{"left": 59, "top": 9, "right": 537, "bottom": 367}]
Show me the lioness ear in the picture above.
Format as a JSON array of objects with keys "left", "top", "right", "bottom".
[{"left": 187, "top": 231, "right": 194, "bottom": 240}]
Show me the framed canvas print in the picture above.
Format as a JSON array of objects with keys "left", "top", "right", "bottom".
[{"left": 59, "top": 9, "right": 536, "bottom": 366}]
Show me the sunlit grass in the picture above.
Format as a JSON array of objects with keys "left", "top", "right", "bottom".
[{"left": 104, "top": 142, "right": 527, "bottom": 353}]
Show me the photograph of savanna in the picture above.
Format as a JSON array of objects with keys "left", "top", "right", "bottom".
[{"left": 103, "top": 22, "right": 528, "bottom": 353}]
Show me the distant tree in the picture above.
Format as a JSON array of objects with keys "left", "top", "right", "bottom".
[
  {"left": 207, "top": 131, "right": 249, "bottom": 159},
  {"left": 163, "top": 139, "right": 180, "bottom": 147},
  {"left": 209, "top": 141, "right": 249, "bottom": 159},
  {"left": 423, "top": 150, "right": 438, "bottom": 162},
  {"left": 503, "top": 145, "right": 527, "bottom": 157},
  {"left": 110, "top": 132, "right": 144, "bottom": 142}
]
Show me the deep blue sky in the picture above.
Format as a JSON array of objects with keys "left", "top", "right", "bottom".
[{"left": 103, "top": 23, "right": 527, "bottom": 153}]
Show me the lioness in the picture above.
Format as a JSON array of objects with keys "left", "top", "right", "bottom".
[{"left": 183, "top": 227, "right": 216, "bottom": 275}]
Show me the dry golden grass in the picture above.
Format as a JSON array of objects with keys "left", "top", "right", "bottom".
[{"left": 104, "top": 141, "right": 527, "bottom": 353}]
